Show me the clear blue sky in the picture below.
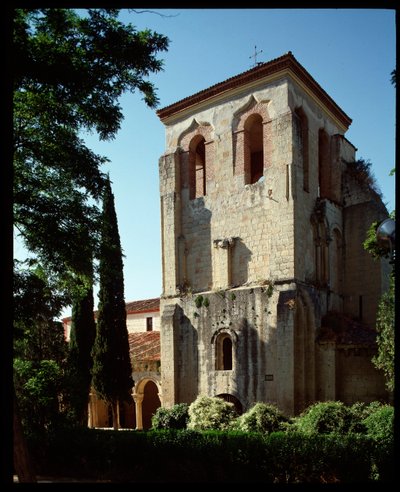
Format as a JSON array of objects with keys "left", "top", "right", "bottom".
[{"left": 15, "top": 8, "right": 396, "bottom": 317}]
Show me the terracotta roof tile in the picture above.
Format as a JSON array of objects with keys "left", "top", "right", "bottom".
[
  {"left": 129, "top": 332, "right": 160, "bottom": 361},
  {"left": 125, "top": 297, "right": 160, "bottom": 314},
  {"left": 62, "top": 297, "right": 160, "bottom": 323}
]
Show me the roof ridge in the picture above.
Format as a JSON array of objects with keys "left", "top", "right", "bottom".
[{"left": 156, "top": 51, "right": 351, "bottom": 129}]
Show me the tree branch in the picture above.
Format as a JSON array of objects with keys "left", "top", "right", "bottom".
[{"left": 129, "top": 9, "right": 179, "bottom": 18}]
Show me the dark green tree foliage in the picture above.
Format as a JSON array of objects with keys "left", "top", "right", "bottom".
[
  {"left": 13, "top": 8, "right": 169, "bottom": 280},
  {"left": 363, "top": 210, "right": 396, "bottom": 261},
  {"left": 67, "top": 280, "right": 96, "bottom": 426},
  {"left": 13, "top": 262, "right": 69, "bottom": 435},
  {"left": 14, "top": 261, "right": 68, "bottom": 363},
  {"left": 372, "top": 275, "right": 395, "bottom": 393},
  {"left": 363, "top": 210, "right": 395, "bottom": 394},
  {"left": 91, "top": 178, "right": 133, "bottom": 429}
]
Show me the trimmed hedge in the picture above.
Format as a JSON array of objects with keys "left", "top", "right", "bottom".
[{"left": 27, "top": 427, "right": 394, "bottom": 483}]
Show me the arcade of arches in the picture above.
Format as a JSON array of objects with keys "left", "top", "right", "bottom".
[{"left": 88, "top": 379, "right": 161, "bottom": 430}]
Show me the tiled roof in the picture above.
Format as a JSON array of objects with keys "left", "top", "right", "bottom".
[
  {"left": 128, "top": 332, "right": 160, "bottom": 361},
  {"left": 62, "top": 297, "right": 160, "bottom": 323},
  {"left": 317, "top": 312, "right": 377, "bottom": 347},
  {"left": 125, "top": 297, "right": 160, "bottom": 314},
  {"left": 157, "top": 51, "right": 352, "bottom": 129}
]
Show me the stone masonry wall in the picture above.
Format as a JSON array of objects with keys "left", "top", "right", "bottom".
[
  {"left": 160, "top": 285, "right": 299, "bottom": 415},
  {"left": 160, "top": 78, "right": 297, "bottom": 298},
  {"left": 158, "top": 71, "right": 390, "bottom": 415}
]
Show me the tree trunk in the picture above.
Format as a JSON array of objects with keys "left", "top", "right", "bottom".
[
  {"left": 13, "top": 394, "right": 36, "bottom": 483},
  {"left": 111, "top": 400, "right": 120, "bottom": 430},
  {"left": 116, "top": 400, "right": 120, "bottom": 429}
]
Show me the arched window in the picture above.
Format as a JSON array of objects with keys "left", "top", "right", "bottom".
[
  {"left": 222, "top": 337, "right": 232, "bottom": 370},
  {"left": 244, "top": 114, "right": 264, "bottom": 184},
  {"left": 294, "top": 108, "right": 309, "bottom": 192},
  {"left": 318, "top": 129, "right": 330, "bottom": 198},
  {"left": 189, "top": 135, "right": 206, "bottom": 199},
  {"left": 215, "top": 333, "right": 233, "bottom": 370}
]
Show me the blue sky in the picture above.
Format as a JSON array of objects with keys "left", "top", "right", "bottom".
[{"left": 14, "top": 8, "right": 396, "bottom": 316}]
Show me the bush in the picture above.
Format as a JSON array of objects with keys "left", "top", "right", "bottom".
[
  {"left": 348, "top": 401, "right": 385, "bottom": 433},
  {"left": 237, "top": 402, "right": 289, "bottom": 434},
  {"left": 294, "top": 401, "right": 353, "bottom": 434},
  {"left": 151, "top": 403, "right": 189, "bottom": 430},
  {"left": 363, "top": 405, "right": 394, "bottom": 441},
  {"left": 27, "top": 426, "right": 393, "bottom": 483},
  {"left": 188, "top": 395, "right": 238, "bottom": 431}
]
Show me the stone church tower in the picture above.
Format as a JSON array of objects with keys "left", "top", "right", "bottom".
[{"left": 157, "top": 52, "right": 390, "bottom": 416}]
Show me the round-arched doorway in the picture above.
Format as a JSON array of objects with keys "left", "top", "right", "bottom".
[{"left": 142, "top": 380, "right": 161, "bottom": 429}]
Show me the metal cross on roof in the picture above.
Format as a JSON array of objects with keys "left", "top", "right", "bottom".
[{"left": 249, "top": 45, "right": 263, "bottom": 67}]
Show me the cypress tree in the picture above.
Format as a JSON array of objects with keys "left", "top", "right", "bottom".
[
  {"left": 91, "top": 177, "right": 133, "bottom": 429},
  {"left": 67, "top": 278, "right": 96, "bottom": 427}
]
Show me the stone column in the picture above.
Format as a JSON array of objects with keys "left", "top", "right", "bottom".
[
  {"left": 134, "top": 393, "right": 144, "bottom": 430},
  {"left": 88, "top": 392, "right": 94, "bottom": 428}
]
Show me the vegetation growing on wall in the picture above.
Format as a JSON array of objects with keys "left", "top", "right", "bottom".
[{"left": 344, "top": 158, "right": 382, "bottom": 198}]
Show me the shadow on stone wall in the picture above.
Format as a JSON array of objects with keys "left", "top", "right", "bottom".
[
  {"left": 183, "top": 197, "right": 213, "bottom": 292},
  {"left": 231, "top": 237, "right": 252, "bottom": 287}
]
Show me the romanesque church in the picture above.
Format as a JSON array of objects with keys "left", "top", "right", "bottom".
[{"left": 64, "top": 52, "right": 390, "bottom": 429}]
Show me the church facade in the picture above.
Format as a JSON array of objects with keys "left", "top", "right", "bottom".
[{"left": 156, "top": 52, "right": 390, "bottom": 416}]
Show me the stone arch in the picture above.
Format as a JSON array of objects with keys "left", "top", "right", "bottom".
[
  {"left": 293, "top": 289, "right": 316, "bottom": 414},
  {"left": 216, "top": 393, "right": 243, "bottom": 415},
  {"left": 133, "top": 377, "right": 162, "bottom": 430},
  {"left": 232, "top": 96, "right": 272, "bottom": 179},
  {"left": 178, "top": 118, "right": 214, "bottom": 149}
]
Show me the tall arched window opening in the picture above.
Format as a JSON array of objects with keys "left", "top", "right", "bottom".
[
  {"left": 294, "top": 108, "right": 309, "bottom": 192},
  {"left": 244, "top": 114, "right": 264, "bottom": 184},
  {"left": 318, "top": 129, "right": 330, "bottom": 198},
  {"left": 189, "top": 135, "right": 206, "bottom": 199},
  {"left": 222, "top": 337, "right": 232, "bottom": 370},
  {"left": 215, "top": 333, "right": 233, "bottom": 370}
]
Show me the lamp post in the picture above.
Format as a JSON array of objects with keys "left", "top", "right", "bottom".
[{"left": 376, "top": 218, "right": 395, "bottom": 261}]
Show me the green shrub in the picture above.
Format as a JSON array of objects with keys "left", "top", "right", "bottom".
[
  {"left": 188, "top": 395, "right": 238, "bottom": 431},
  {"left": 348, "top": 401, "right": 385, "bottom": 433},
  {"left": 151, "top": 403, "right": 189, "bottom": 430},
  {"left": 294, "top": 401, "right": 353, "bottom": 434},
  {"left": 237, "top": 402, "right": 289, "bottom": 434},
  {"left": 363, "top": 405, "right": 394, "bottom": 441}
]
